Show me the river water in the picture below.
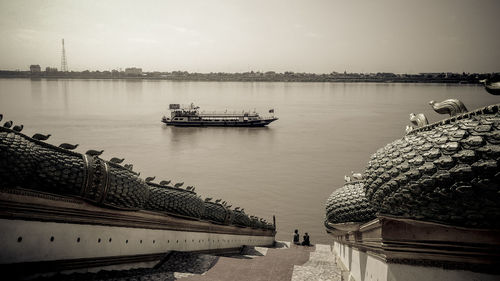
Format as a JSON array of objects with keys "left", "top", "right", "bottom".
[{"left": 0, "top": 79, "right": 498, "bottom": 244}]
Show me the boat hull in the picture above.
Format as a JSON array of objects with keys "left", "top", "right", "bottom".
[{"left": 162, "top": 118, "right": 278, "bottom": 127}]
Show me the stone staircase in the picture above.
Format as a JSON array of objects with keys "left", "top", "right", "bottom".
[
  {"left": 180, "top": 241, "right": 313, "bottom": 281},
  {"left": 41, "top": 242, "right": 341, "bottom": 281},
  {"left": 291, "top": 244, "right": 341, "bottom": 281}
]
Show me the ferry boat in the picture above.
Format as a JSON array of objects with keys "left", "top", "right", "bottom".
[{"left": 161, "top": 103, "right": 278, "bottom": 127}]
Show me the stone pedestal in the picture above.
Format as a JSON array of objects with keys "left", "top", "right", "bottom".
[{"left": 328, "top": 216, "right": 500, "bottom": 281}]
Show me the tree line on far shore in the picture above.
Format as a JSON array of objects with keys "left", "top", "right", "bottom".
[{"left": 0, "top": 69, "right": 496, "bottom": 84}]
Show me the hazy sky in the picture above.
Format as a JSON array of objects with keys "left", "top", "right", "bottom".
[{"left": 0, "top": 0, "right": 499, "bottom": 73}]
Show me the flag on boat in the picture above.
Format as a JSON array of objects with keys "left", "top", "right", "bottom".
[{"left": 269, "top": 109, "right": 274, "bottom": 113}]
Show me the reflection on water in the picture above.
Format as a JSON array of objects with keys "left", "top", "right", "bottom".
[
  {"left": 30, "top": 78, "right": 42, "bottom": 102},
  {"left": 125, "top": 80, "right": 143, "bottom": 102},
  {"left": 165, "top": 126, "right": 275, "bottom": 153},
  {"left": 0, "top": 78, "right": 498, "bottom": 244},
  {"left": 62, "top": 80, "right": 69, "bottom": 110}
]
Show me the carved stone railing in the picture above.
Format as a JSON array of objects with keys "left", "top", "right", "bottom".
[{"left": 0, "top": 117, "right": 275, "bottom": 231}]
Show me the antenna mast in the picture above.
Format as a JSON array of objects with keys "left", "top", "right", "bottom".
[{"left": 61, "top": 39, "right": 68, "bottom": 72}]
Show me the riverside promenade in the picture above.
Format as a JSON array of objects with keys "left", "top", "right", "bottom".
[{"left": 182, "top": 243, "right": 340, "bottom": 281}]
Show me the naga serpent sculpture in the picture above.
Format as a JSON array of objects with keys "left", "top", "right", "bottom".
[
  {"left": 326, "top": 100, "right": 500, "bottom": 229},
  {"left": 202, "top": 200, "right": 234, "bottom": 224},
  {"left": 0, "top": 125, "right": 149, "bottom": 209},
  {"left": 409, "top": 113, "right": 429, "bottom": 128},
  {"left": 233, "top": 209, "right": 252, "bottom": 227},
  {"left": 429, "top": 99, "right": 468, "bottom": 117},
  {"left": 145, "top": 181, "right": 205, "bottom": 218},
  {"left": 0, "top": 119, "right": 273, "bottom": 230},
  {"left": 364, "top": 102, "right": 500, "bottom": 228},
  {"left": 325, "top": 177, "right": 375, "bottom": 227},
  {"left": 483, "top": 77, "right": 500, "bottom": 95}
]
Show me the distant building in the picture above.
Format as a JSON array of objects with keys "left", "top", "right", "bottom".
[
  {"left": 30, "top": 65, "right": 41, "bottom": 73},
  {"left": 420, "top": 73, "right": 444, "bottom": 78},
  {"left": 125, "top": 67, "right": 142, "bottom": 76},
  {"left": 45, "top": 67, "right": 58, "bottom": 73}
]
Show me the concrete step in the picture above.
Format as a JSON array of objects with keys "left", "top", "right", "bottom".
[
  {"left": 291, "top": 264, "right": 341, "bottom": 281},
  {"left": 179, "top": 241, "right": 314, "bottom": 281},
  {"left": 275, "top": 240, "right": 291, "bottom": 249},
  {"left": 291, "top": 244, "right": 340, "bottom": 281},
  {"left": 303, "top": 244, "right": 335, "bottom": 267},
  {"left": 304, "top": 251, "right": 336, "bottom": 266},
  {"left": 240, "top": 246, "right": 269, "bottom": 258},
  {"left": 314, "top": 244, "right": 333, "bottom": 253}
]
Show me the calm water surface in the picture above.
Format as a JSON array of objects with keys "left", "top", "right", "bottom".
[{"left": 0, "top": 79, "right": 498, "bottom": 244}]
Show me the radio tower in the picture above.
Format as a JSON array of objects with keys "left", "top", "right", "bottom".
[{"left": 61, "top": 39, "right": 68, "bottom": 72}]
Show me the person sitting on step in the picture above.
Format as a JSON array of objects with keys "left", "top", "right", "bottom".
[
  {"left": 293, "top": 229, "right": 300, "bottom": 245},
  {"left": 301, "top": 232, "right": 311, "bottom": 246}
]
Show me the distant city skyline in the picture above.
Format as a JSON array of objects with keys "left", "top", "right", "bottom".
[{"left": 0, "top": 0, "right": 499, "bottom": 74}]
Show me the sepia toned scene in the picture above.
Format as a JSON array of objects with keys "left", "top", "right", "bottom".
[{"left": 0, "top": 1, "right": 499, "bottom": 280}]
